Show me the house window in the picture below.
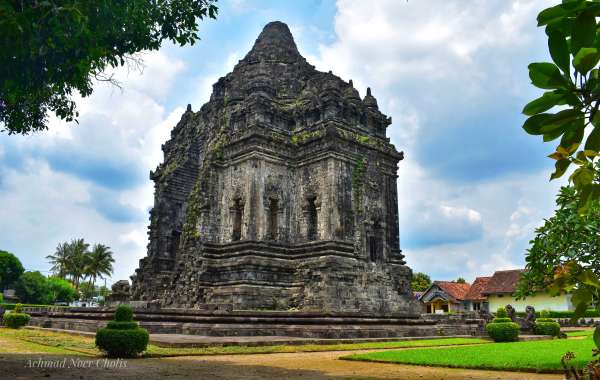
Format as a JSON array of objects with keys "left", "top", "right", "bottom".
[
  {"left": 473, "top": 302, "right": 481, "bottom": 311},
  {"left": 306, "top": 196, "right": 318, "bottom": 241},
  {"left": 232, "top": 198, "right": 244, "bottom": 241},
  {"left": 268, "top": 198, "right": 279, "bottom": 240}
]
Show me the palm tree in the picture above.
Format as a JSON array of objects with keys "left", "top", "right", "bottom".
[
  {"left": 85, "top": 244, "right": 114, "bottom": 289},
  {"left": 68, "top": 238, "right": 89, "bottom": 289},
  {"left": 46, "top": 242, "right": 71, "bottom": 279}
]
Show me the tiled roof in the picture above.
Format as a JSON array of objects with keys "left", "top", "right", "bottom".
[
  {"left": 434, "top": 281, "right": 471, "bottom": 301},
  {"left": 482, "top": 269, "right": 523, "bottom": 295},
  {"left": 464, "top": 276, "right": 492, "bottom": 301},
  {"left": 413, "top": 291, "right": 425, "bottom": 300}
]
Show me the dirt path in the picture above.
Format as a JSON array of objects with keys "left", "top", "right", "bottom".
[{"left": 0, "top": 349, "right": 563, "bottom": 380}]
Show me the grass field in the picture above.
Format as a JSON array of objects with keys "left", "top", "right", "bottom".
[
  {"left": 0, "top": 327, "right": 489, "bottom": 357},
  {"left": 343, "top": 334, "right": 596, "bottom": 372}
]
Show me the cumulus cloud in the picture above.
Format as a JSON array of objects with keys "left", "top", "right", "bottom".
[{"left": 0, "top": 50, "right": 187, "bottom": 282}]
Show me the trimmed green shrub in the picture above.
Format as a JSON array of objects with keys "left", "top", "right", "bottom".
[
  {"left": 14, "top": 303, "right": 23, "bottom": 313},
  {"left": 3, "top": 312, "right": 31, "bottom": 328},
  {"left": 106, "top": 321, "right": 138, "bottom": 330},
  {"left": 495, "top": 307, "right": 508, "bottom": 318},
  {"left": 95, "top": 328, "right": 149, "bottom": 358},
  {"left": 491, "top": 317, "right": 513, "bottom": 323},
  {"left": 536, "top": 318, "right": 555, "bottom": 323},
  {"left": 96, "top": 305, "right": 147, "bottom": 358},
  {"left": 534, "top": 321, "right": 561, "bottom": 336},
  {"left": 114, "top": 305, "right": 133, "bottom": 322},
  {"left": 594, "top": 326, "right": 600, "bottom": 349},
  {"left": 486, "top": 322, "right": 520, "bottom": 342},
  {"left": 539, "top": 310, "right": 551, "bottom": 318}
]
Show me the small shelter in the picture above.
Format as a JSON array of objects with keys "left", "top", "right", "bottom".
[{"left": 420, "top": 281, "right": 471, "bottom": 314}]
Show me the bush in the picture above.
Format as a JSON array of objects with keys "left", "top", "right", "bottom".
[
  {"left": 47, "top": 277, "right": 77, "bottom": 303},
  {"left": 106, "top": 321, "right": 138, "bottom": 330},
  {"left": 594, "top": 326, "right": 600, "bottom": 349},
  {"left": 491, "top": 317, "right": 513, "bottom": 323},
  {"left": 495, "top": 307, "right": 508, "bottom": 318},
  {"left": 486, "top": 322, "right": 520, "bottom": 342},
  {"left": 14, "top": 303, "right": 23, "bottom": 313},
  {"left": 114, "top": 305, "right": 133, "bottom": 322},
  {"left": 95, "top": 305, "right": 147, "bottom": 358},
  {"left": 95, "top": 328, "right": 149, "bottom": 358},
  {"left": 534, "top": 321, "right": 561, "bottom": 336},
  {"left": 3, "top": 312, "right": 31, "bottom": 328},
  {"left": 539, "top": 310, "right": 551, "bottom": 318},
  {"left": 15, "top": 271, "right": 52, "bottom": 304}
]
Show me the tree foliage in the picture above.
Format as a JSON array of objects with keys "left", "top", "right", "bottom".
[
  {"left": 0, "top": 250, "right": 24, "bottom": 290},
  {"left": 15, "top": 271, "right": 53, "bottom": 304},
  {"left": 0, "top": 0, "right": 218, "bottom": 134},
  {"left": 47, "top": 276, "right": 77, "bottom": 303},
  {"left": 46, "top": 239, "right": 114, "bottom": 289},
  {"left": 517, "top": 186, "right": 600, "bottom": 323},
  {"left": 411, "top": 272, "right": 432, "bottom": 292},
  {"left": 522, "top": 0, "right": 600, "bottom": 213}
]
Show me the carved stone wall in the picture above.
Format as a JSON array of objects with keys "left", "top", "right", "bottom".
[{"left": 130, "top": 21, "right": 421, "bottom": 315}]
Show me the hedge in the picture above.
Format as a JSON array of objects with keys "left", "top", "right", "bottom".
[
  {"left": 95, "top": 328, "right": 149, "bottom": 358},
  {"left": 534, "top": 321, "right": 561, "bottom": 336},
  {"left": 486, "top": 322, "right": 520, "bottom": 342},
  {"left": 513, "top": 309, "right": 600, "bottom": 318},
  {"left": 0, "top": 303, "right": 69, "bottom": 310},
  {"left": 3, "top": 312, "right": 31, "bottom": 328},
  {"left": 106, "top": 321, "right": 138, "bottom": 330},
  {"left": 96, "top": 305, "right": 148, "bottom": 358}
]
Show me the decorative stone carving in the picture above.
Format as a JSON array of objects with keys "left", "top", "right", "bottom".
[{"left": 129, "top": 21, "right": 421, "bottom": 315}]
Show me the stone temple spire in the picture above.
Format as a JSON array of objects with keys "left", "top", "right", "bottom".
[{"left": 242, "top": 21, "right": 303, "bottom": 64}]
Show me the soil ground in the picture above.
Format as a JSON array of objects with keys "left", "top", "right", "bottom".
[{"left": 0, "top": 349, "right": 562, "bottom": 379}]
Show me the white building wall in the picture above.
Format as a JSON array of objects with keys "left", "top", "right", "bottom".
[{"left": 488, "top": 293, "right": 573, "bottom": 313}]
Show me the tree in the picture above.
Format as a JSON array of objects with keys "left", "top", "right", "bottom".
[
  {"left": 521, "top": 0, "right": 600, "bottom": 213},
  {"left": 0, "top": 0, "right": 218, "bottom": 134},
  {"left": 517, "top": 186, "right": 600, "bottom": 303},
  {"left": 456, "top": 277, "right": 466, "bottom": 284},
  {"left": 15, "top": 271, "right": 52, "bottom": 304},
  {"left": 411, "top": 272, "right": 432, "bottom": 292},
  {"left": 84, "top": 244, "right": 114, "bottom": 289},
  {"left": 47, "top": 277, "right": 77, "bottom": 303},
  {"left": 47, "top": 238, "right": 89, "bottom": 288},
  {"left": 46, "top": 242, "right": 71, "bottom": 279},
  {"left": 0, "top": 250, "right": 24, "bottom": 290},
  {"left": 78, "top": 281, "right": 97, "bottom": 301}
]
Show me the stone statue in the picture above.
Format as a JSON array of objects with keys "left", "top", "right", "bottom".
[
  {"left": 107, "top": 280, "right": 131, "bottom": 305},
  {"left": 505, "top": 304, "right": 516, "bottom": 321},
  {"left": 521, "top": 305, "right": 537, "bottom": 331}
]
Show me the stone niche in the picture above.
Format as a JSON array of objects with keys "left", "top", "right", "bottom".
[{"left": 130, "top": 21, "right": 422, "bottom": 316}]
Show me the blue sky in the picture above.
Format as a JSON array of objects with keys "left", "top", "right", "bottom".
[{"left": 0, "top": 0, "right": 564, "bottom": 285}]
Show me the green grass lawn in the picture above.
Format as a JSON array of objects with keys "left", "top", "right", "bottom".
[
  {"left": 343, "top": 335, "right": 596, "bottom": 373},
  {"left": 0, "top": 327, "right": 488, "bottom": 357},
  {"left": 565, "top": 329, "right": 595, "bottom": 338}
]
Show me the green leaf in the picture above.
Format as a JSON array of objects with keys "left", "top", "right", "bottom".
[
  {"left": 522, "top": 92, "right": 565, "bottom": 115},
  {"left": 573, "top": 47, "right": 600, "bottom": 74},
  {"left": 571, "top": 10, "right": 597, "bottom": 54},
  {"left": 551, "top": 159, "right": 572, "bottom": 180},
  {"left": 578, "top": 270, "right": 600, "bottom": 289},
  {"left": 571, "top": 167, "right": 595, "bottom": 188},
  {"left": 544, "top": 127, "right": 567, "bottom": 142},
  {"left": 559, "top": 118, "right": 585, "bottom": 153},
  {"left": 578, "top": 183, "right": 600, "bottom": 213},
  {"left": 528, "top": 62, "right": 570, "bottom": 89},
  {"left": 538, "top": 2, "right": 588, "bottom": 26},
  {"left": 549, "top": 31, "right": 571, "bottom": 75},
  {"left": 523, "top": 114, "right": 554, "bottom": 135},
  {"left": 584, "top": 126, "right": 600, "bottom": 151}
]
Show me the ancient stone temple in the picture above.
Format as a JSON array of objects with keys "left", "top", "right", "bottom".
[{"left": 130, "top": 21, "right": 422, "bottom": 315}]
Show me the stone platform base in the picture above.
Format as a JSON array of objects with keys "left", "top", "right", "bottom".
[{"left": 25, "top": 307, "right": 484, "bottom": 340}]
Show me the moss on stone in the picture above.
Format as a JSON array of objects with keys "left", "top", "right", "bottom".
[{"left": 352, "top": 157, "right": 366, "bottom": 212}]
